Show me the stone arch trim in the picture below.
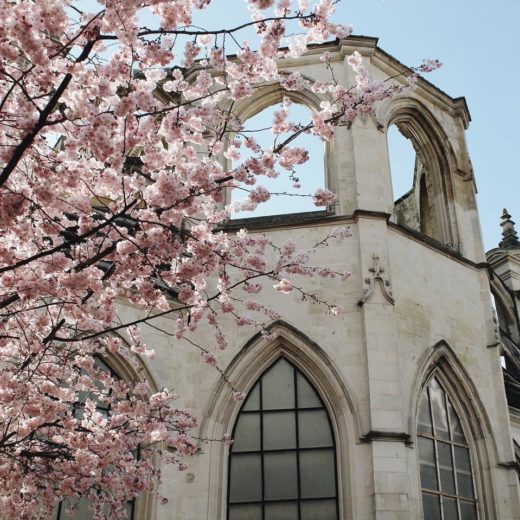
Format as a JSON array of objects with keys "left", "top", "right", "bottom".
[
  {"left": 200, "top": 320, "right": 360, "bottom": 519},
  {"left": 233, "top": 77, "right": 328, "bottom": 122},
  {"left": 409, "top": 341, "right": 499, "bottom": 519},
  {"left": 101, "top": 333, "right": 159, "bottom": 520},
  {"left": 105, "top": 332, "right": 160, "bottom": 393},
  {"left": 223, "top": 81, "right": 333, "bottom": 208},
  {"left": 381, "top": 97, "right": 460, "bottom": 247},
  {"left": 490, "top": 277, "right": 518, "bottom": 336}
]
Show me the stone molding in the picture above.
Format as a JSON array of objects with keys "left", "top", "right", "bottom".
[
  {"left": 198, "top": 320, "right": 360, "bottom": 520},
  {"left": 358, "top": 253, "right": 395, "bottom": 306}
]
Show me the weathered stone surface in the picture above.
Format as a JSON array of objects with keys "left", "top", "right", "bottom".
[{"left": 121, "top": 38, "right": 520, "bottom": 519}]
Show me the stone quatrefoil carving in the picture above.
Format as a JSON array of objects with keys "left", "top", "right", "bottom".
[{"left": 358, "top": 254, "right": 395, "bottom": 306}]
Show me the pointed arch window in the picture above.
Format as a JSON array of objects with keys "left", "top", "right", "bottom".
[
  {"left": 417, "top": 377, "right": 478, "bottom": 520},
  {"left": 54, "top": 357, "right": 136, "bottom": 520},
  {"left": 229, "top": 102, "right": 327, "bottom": 219},
  {"left": 227, "top": 358, "right": 339, "bottom": 519}
]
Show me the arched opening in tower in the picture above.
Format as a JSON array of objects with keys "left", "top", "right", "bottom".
[
  {"left": 387, "top": 123, "right": 437, "bottom": 241},
  {"left": 229, "top": 102, "right": 325, "bottom": 219}
]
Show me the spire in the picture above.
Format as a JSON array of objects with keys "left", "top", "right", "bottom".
[{"left": 499, "top": 209, "right": 520, "bottom": 249}]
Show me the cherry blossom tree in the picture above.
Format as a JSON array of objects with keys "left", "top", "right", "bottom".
[{"left": 0, "top": 0, "right": 439, "bottom": 517}]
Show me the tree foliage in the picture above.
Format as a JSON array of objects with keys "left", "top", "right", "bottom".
[{"left": 0, "top": 1, "right": 437, "bottom": 517}]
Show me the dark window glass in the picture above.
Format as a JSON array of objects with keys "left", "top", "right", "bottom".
[
  {"left": 227, "top": 358, "right": 339, "bottom": 519},
  {"left": 422, "top": 492, "right": 441, "bottom": 520},
  {"left": 443, "top": 497, "right": 458, "bottom": 519},
  {"left": 419, "top": 437, "right": 439, "bottom": 491},
  {"left": 234, "top": 414, "right": 261, "bottom": 452},
  {"left": 265, "top": 502, "right": 299, "bottom": 520},
  {"left": 263, "top": 411, "right": 296, "bottom": 450},
  {"left": 264, "top": 451, "right": 298, "bottom": 500},
  {"left": 460, "top": 501, "right": 478, "bottom": 520},
  {"left": 418, "top": 377, "right": 478, "bottom": 520},
  {"left": 230, "top": 454, "right": 262, "bottom": 502},
  {"left": 301, "top": 499, "right": 337, "bottom": 520},
  {"left": 229, "top": 504, "right": 262, "bottom": 520}
]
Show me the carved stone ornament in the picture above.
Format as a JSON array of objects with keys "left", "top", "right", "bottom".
[
  {"left": 492, "top": 309, "right": 500, "bottom": 342},
  {"left": 358, "top": 254, "right": 395, "bottom": 306}
]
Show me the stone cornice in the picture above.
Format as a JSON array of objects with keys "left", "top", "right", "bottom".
[
  {"left": 487, "top": 249, "right": 520, "bottom": 278},
  {"left": 221, "top": 209, "right": 488, "bottom": 271},
  {"left": 359, "top": 430, "right": 412, "bottom": 445},
  {"left": 176, "top": 36, "right": 471, "bottom": 127}
]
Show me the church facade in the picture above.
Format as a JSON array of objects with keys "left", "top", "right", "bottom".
[{"left": 111, "top": 37, "right": 520, "bottom": 519}]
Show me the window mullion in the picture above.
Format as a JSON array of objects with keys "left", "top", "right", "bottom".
[
  {"left": 445, "top": 391, "right": 461, "bottom": 520},
  {"left": 427, "top": 386, "right": 445, "bottom": 519},
  {"left": 294, "top": 366, "right": 302, "bottom": 520},
  {"left": 435, "top": 438, "right": 445, "bottom": 520},
  {"left": 260, "top": 379, "right": 265, "bottom": 520},
  {"left": 428, "top": 387, "right": 443, "bottom": 518}
]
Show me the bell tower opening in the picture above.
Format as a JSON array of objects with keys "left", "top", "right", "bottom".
[
  {"left": 386, "top": 110, "right": 453, "bottom": 246},
  {"left": 229, "top": 101, "right": 326, "bottom": 219}
]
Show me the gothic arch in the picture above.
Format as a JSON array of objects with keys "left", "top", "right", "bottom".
[
  {"left": 490, "top": 278, "right": 518, "bottom": 338},
  {"left": 200, "top": 321, "right": 360, "bottom": 519},
  {"left": 409, "top": 341, "right": 499, "bottom": 519},
  {"left": 106, "top": 332, "right": 160, "bottom": 393},
  {"left": 381, "top": 97, "right": 460, "bottom": 247},
  {"left": 233, "top": 78, "right": 326, "bottom": 122},
  {"left": 101, "top": 334, "right": 159, "bottom": 520},
  {"left": 224, "top": 81, "right": 334, "bottom": 211}
]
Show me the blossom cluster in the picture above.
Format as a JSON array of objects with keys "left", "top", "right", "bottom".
[{"left": 0, "top": 0, "right": 437, "bottom": 517}]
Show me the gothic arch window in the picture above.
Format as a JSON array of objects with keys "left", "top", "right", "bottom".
[
  {"left": 387, "top": 123, "right": 417, "bottom": 202},
  {"left": 417, "top": 376, "right": 478, "bottom": 520},
  {"left": 227, "top": 357, "right": 339, "bottom": 519},
  {"left": 387, "top": 121, "right": 439, "bottom": 242},
  {"left": 385, "top": 102, "right": 459, "bottom": 249},
  {"left": 54, "top": 357, "right": 136, "bottom": 520},
  {"left": 229, "top": 100, "right": 327, "bottom": 219}
]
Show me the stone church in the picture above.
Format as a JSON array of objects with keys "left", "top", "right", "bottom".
[{"left": 63, "top": 37, "right": 520, "bottom": 519}]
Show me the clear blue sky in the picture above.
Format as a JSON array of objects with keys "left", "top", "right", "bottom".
[
  {"left": 190, "top": 0, "right": 520, "bottom": 250},
  {"left": 340, "top": 0, "right": 520, "bottom": 251}
]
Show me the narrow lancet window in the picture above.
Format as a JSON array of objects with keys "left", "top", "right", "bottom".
[
  {"left": 227, "top": 358, "right": 339, "bottom": 520},
  {"left": 418, "top": 377, "right": 478, "bottom": 520}
]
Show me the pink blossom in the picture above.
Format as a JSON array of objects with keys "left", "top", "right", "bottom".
[
  {"left": 273, "top": 278, "right": 293, "bottom": 293},
  {"left": 133, "top": 383, "right": 149, "bottom": 396},
  {"left": 313, "top": 187, "right": 337, "bottom": 207},
  {"left": 249, "top": 186, "right": 271, "bottom": 203},
  {"left": 232, "top": 391, "right": 246, "bottom": 402},
  {"left": 202, "top": 352, "right": 217, "bottom": 366},
  {"left": 282, "top": 72, "right": 308, "bottom": 91},
  {"left": 0, "top": 1, "right": 380, "bottom": 516},
  {"left": 416, "top": 58, "right": 442, "bottom": 73}
]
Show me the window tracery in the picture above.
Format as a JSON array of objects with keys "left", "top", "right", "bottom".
[
  {"left": 227, "top": 357, "right": 339, "bottom": 520},
  {"left": 417, "top": 376, "right": 478, "bottom": 520}
]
